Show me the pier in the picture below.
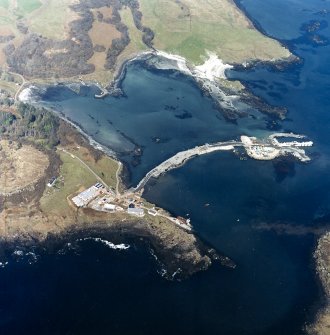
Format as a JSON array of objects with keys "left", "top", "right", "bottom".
[
  {"left": 69, "top": 132, "right": 314, "bottom": 233},
  {"left": 95, "top": 84, "right": 109, "bottom": 99},
  {"left": 133, "top": 133, "right": 313, "bottom": 192},
  {"left": 134, "top": 141, "right": 238, "bottom": 191}
]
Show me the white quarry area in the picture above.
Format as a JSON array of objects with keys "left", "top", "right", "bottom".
[
  {"left": 195, "top": 52, "right": 234, "bottom": 80},
  {"left": 153, "top": 50, "right": 239, "bottom": 113},
  {"left": 155, "top": 50, "right": 233, "bottom": 80},
  {"left": 18, "top": 87, "right": 31, "bottom": 102},
  {"left": 18, "top": 86, "right": 38, "bottom": 102},
  {"left": 192, "top": 53, "right": 238, "bottom": 111}
]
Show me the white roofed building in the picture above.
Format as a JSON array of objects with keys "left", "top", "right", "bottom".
[{"left": 127, "top": 207, "right": 145, "bottom": 217}]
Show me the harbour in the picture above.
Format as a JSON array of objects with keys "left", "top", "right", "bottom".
[{"left": 4, "top": 23, "right": 328, "bottom": 333}]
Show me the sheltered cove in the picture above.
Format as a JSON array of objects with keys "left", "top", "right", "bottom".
[
  {"left": 10, "top": 50, "right": 314, "bottom": 279},
  {"left": 65, "top": 131, "right": 312, "bottom": 234},
  {"left": 0, "top": 1, "right": 328, "bottom": 333}
]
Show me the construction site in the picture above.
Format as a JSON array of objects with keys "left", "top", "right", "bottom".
[
  {"left": 70, "top": 180, "right": 192, "bottom": 231},
  {"left": 68, "top": 132, "right": 313, "bottom": 234}
]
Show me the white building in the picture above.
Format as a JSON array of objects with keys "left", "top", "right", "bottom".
[
  {"left": 148, "top": 208, "right": 157, "bottom": 216},
  {"left": 127, "top": 207, "right": 145, "bottom": 217},
  {"left": 104, "top": 203, "right": 116, "bottom": 211},
  {"left": 71, "top": 183, "right": 104, "bottom": 208}
]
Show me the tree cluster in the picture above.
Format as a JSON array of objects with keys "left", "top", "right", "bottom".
[
  {"left": 5, "top": 0, "right": 155, "bottom": 78},
  {"left": 0, "top": 103, "right": 60, "bottom": 149}
]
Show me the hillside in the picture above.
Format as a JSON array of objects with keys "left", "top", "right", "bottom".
[{"left": 0, "top": 0, "right": 291, "bottom": 86}]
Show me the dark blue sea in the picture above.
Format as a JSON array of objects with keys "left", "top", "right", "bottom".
[{"left": 2, "top": 0, "right": 330, "bottom": 334}]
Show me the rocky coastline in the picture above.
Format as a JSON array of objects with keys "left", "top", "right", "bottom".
[
  {"left": 308, "top": 233, "right": 330, "bottom": 334},
  {"left": 106, "top": 50, "right": 293, "bottom": 122},
  {"left": 0, "top": 117, "right": 233, "bottom": 280},
  {"left": 19, "top": 49, "right": 295, "bottom": 129},
  {"left": 0, "top": 217, "right": 227, "bottom": 281},
  {"left": 9, "top": 50, "right": 306, "bottom": 280}
]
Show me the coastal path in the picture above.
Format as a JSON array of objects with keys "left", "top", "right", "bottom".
[
  {"left": 14, "top": 73, "right": 27, "bottom": 101},
  {"left": 115, "top": 161, "right": 122, "bottom": 196}
]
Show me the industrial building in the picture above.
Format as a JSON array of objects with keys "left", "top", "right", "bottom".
[
  {"left": 127, "top": 207, "right": 145, "bottom": 217},
  {"left": 72, "top": 183, "right": 105, "bottom": 208}
]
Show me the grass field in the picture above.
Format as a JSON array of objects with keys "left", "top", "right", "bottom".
[
  {"left": 120, "top": 7, "right": 148, "bottom": 56},
  {"left": 0, "top": 141, "right": 49, "bottom": 195},
  {"left": 139, "top": 0, "right": 290, "bottom": 64},
  {"left": 67, "top": 146, "right": 119, "bottom": 189},
  {"left": 109, "top": 6, "right": 148, "bottom": 78},
  {"left": 29, "top": 0, "right": 77, "bottom": 40},
  {"left": 40, "top": 151, "right": 97, "bottom": 215},
  {"left": 0, "top": 79, "right": 19, "bottom": 95},
  {"left": 17, "top": 0, "right": 42, "bottom": 15},
  {"left": 87, "top": 9, "right": 122, "bottom": 72},
  {"left": 89, "top": 21, "right": 121, "bottom": 48},
  {"left": 83, "top": 7, "right": 149, "bottom": 84},
  {"left": 40, "top": 144, "right": 120, "bottom": 215},
  {"left": 0, "top": 0, "right": 8, "bottom": 9},
  {"left": 0, "top": 0, "right": 291, "bottom": 83},
  {"left": 0, "top": 15, "right": 13, "bottom": 25}
]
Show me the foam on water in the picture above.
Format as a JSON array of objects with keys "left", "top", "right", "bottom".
[
  {"left": 0, "top": 261, "right": 8, "bottom": 268},
  {"left": 77, "top": 237, "right": 130, "bottom": 250}
]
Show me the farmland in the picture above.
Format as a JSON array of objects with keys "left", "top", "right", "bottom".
[
  {"left": 0, "top": 0, "right": 291, "bottom": 86},
  {"left": 139, "top": 0, "right": 290, "bottom": 64}
]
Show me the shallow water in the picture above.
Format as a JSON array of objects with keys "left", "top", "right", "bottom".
[
  {"left": 1, "top": 0, "right": 330, "bottom": 334},
  {"left": 39, "top": 63, "right": 272, "bottom": 186}
]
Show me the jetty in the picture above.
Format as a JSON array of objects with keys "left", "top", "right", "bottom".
[
  {"left": 79, "top": 77, "right": 87, "bottom": 86},
  {"left": 95, "top": 83, "right": 109, "bottom": 99},
  {"left": 134, "top": 141, "right": 238, "bottom": 191},
  {"left": 68, "top": 132, "right": 313, "bottom": 233},
  {"left": 133, "top": 133, "right": 313, "bottom": 192}
]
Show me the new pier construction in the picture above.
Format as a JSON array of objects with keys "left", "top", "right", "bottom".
[
  {"left": 133, "top": 133, "right": 313, "bottom": 192},
  {"left": 134, "top": 141, "right": 238, "bottom": 191},
  {"left": 69, "top": 132, "right": 313, "bottom": 232},
  {"left": 94, "top": 83, "right": 109, "bottom": 99}
]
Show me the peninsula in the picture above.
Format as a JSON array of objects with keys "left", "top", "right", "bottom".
[
  {"left": 0, "top": 1, "right": 328, "bottom": 334},
  {"left": 0, "top": 103, "right": 239, "bottom": 279},
  {"left": 0, "top": 0, "right": 313, "bottom": 280},
  {"left": 0, "top": 97, "right": 314, "bottom": 279}
]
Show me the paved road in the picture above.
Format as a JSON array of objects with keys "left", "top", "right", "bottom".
[
  {"left": 14, "top": 73, "right": 27, "bottom": 101},
  {"left": 115, "top": 161, "right": 122, "bottom": 196}
]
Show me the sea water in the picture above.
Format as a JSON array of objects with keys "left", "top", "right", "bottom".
[
  {"left": 40, "top": 63, "right": 270, "bottom": 186},
  {"left": 1, "top": 0, "right": 330, "bottom": 334}
]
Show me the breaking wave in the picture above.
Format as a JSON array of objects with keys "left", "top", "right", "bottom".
[
  {"left": 0, "top": 261, "right": 8, "bottom": 268},
  {"left": 77, "top": 237, "right": 130, "bottom": 250},
  {"left": 11, "top": 249, "right": 39, "bottom": 264}
]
